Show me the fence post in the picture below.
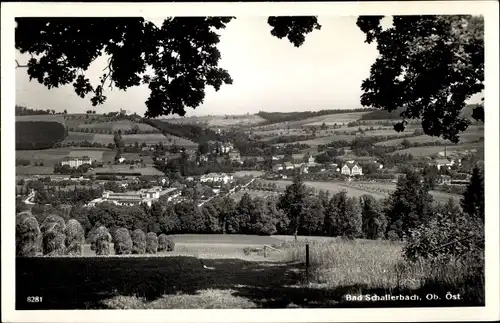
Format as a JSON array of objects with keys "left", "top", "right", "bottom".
[
  {"left": 264, "top": 245, "right": 267, "bottom": 258},
  {"left": 305, "top": 243, "right": 310, "bottom": 283}
]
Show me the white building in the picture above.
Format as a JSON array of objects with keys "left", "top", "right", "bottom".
[
  {"left": 272, "top": 164, "right": 284, "bottom": 172},
  {"left": 86, "top": 187, "right": 179, "bottom": 208},
  {"left": 200, "top": 173, "right": 234, "bottom": 184},
  {"left": 435, "top": 159, "right": 455, "bottom": 170},
  {"left": 61, "top": 156, "right": 93, "bottom": 168},
  {"left": 341, "top": 162, "right": 363, "bottom": 176}
]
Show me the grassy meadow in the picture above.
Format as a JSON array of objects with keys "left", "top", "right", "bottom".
[
  {"left": 261, "top": 179, "right": 461, "bottom": 203},
  {"left": 16, "top": 234, "right": 482, "bottom": 309}
]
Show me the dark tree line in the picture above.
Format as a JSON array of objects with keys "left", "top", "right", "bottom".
[{"left": 256, "top": 108, "right": 374, "bottom": 125}]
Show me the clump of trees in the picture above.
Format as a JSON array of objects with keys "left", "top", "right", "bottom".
[
  {"left": 158, "top": 234, "right": 175, "bottom": 252},
  {"left": 113, "top": 228, "right": 133, "bottom": 255},
  {"left": 65, "top": 219, "right": 85, "bottom": 255},
  {"left": 40, "top": 215, "right": 67, "bottom": 256},
  {"left": 131, "top": 229, "right": 146, "bottom": 254},
  {"left": 92, "top": 226, "right": 112, "bottom": 256},
  {"left": 16, "top": 211, "right": 42, "bottom": 256},
  {"left": 146, "top": 232, "right": 159, "bottom": 254}
]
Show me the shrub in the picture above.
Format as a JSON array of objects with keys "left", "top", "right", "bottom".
[
  {"left": 145, "top": 232, "right": 159, "bottom": 254},
  {"left": 113, "top": 228, "right": 133, "bottom": 255},
  {"left": 158, "top": 234, "right": 175, "bottom": 252},
  {"left": 65, "top": 219, "right": 85, "bottom": 256},
  {"left": 131, "top": 229, "right": 146, "bottom": 254},
  {"left": 243, "top": 247, "right": 252, "bottom": 256},
  {"left": 40, "top": 214, "right": 66, "bottom": 256},
  {"left": 16, "top": 211, "right": 42, "bottom": 256},
  {"left": 93, "top": 226, "right": 112, "bottom": 255}
]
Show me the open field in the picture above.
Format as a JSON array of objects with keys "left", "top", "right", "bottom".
[
  {"left": 231, "top": 189, "right": 281, "bottom": 202},
  {"left": 77, "top": 120, "right": 158, "bottom": 132},
  {"left": 252, "top": 111, "right": 371, "bottom": 131},
  {"left": 62, "top": 132, "right": 96, "bottom": 142},
  {"left": 391, "top": 141, "right": 484, "bottom": 157},
  {"left": 16, "top": 233, "right": 478, "bottom": 309},
  {"left": 263, "top": 179, "right": 460, "bottom": 203},
  {"left": 89, "top": 165, "right": 164, "bottom": 176},
  {"left": 92, "top": 133, "right": 197, "bottom": 147},
  {"left": 375, "top": 135, "right": 450, "bottom": 147},
  {"left": 16, "top": 147, "right": 115, "bottom": 167},
  {"left": 233, "top": 170, "right": 264, "bottom": 177},
  {"left": 297, "top": 135, "right": 356, "bottom": 147},
  {"left": 300, "top": 111, "right": 371, "bottom": 126},
  {"left": 165, "top": 114, "right": 266, "bottom": 128},
  {"left": 16, "top": 114, "right": 66, "bottom": 124},
  {"left": 15, "top": 166, "right": 55, "bottom": 175},
  {"left": 263, "top": 179, "right": 389, "bottom": 199},
  {"left": 375, "top": 126, "right": 483, "bottom": 147},
  {"left": 68, "top": 149, "right": 105, "bottom": 160},
  {"left": 16, "top": 148, "right": 72, "bottom": 164}
]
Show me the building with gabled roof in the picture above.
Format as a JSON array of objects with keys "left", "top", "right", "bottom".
[{"left": 341, "top": 161, "right": 363, "bottom": 176}]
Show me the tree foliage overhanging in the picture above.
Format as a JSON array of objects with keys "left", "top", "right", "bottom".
[
  {"left": 16, "top": 15, "right": 484, "bottom": 142},
  {"left": 15, "top": 16, "right": 321, "bottom": 118},
  {"left": 356, "top": 15, "right": 484, "bottom": 143}
]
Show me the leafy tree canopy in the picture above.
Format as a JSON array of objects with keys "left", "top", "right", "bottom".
[
  {"left": 356, "top": 15, "right": 484, "bottom": 143},
  {"left": 15, "top": 16, "right": 321, "bottom": 118}
]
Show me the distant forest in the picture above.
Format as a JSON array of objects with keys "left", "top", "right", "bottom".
[
  {"left": 256, "top": 108, "right": 375, "bottom": 124},
  {"left": 360, "top": 104, "right": 481, "bottom": 121},
  {"left": 143, "top": 119, "right": 220, "bottom": 143}
]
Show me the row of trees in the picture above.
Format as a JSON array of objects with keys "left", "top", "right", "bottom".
[{"left": 256, "top": 108, "right": 374, "bottom": 125}]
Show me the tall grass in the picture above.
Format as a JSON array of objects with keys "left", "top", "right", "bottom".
[{"left": 273, "top": 239, "right": 484, "bottom": 304}]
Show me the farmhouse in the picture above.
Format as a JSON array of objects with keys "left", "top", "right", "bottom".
[
  {"left": 200, "top": 173, "right": 234, "bottom": 184},
  {"left": 86, "top": 187, "right": 180, "bottom": 208},
  {"left": 435, "top": 159, "right": 455, "bottom": 170},
  {"left": 438, "top": 175, "right": 452, "bottom": 185},
  {"left": 61, "top": 156, "right": 93, "bottom": 168},
  {"left": 228, "top": 149, "right": 242, "bottom": 163},
  {"left": 272, "top": 164, "right": 284, "bottom": 172},
  {"left": 341, "top": 162, "right": 363, "bottom": 176}
]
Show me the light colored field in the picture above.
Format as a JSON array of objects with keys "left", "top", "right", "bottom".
[
  {"left": 263, "top": 179, "right": 460, "bottom": 203},
  {"left": 233, "top": 170, "right": 264, "bottom": 177},
  {"left": 16, "top": 147, "right": 114, "bottom": 169},
  {"left": 89, "top": 165, "right": 164, "bottom": 175},
  {"left": 62, "top": 132, "right": 96, "bottom": 142},
  {"left": 301, "top": 111, "right": 372, "bottom": 126},
  {"left": 92, "top": 133, "right": 197, "bottom": 147},
  {"left": 231, "top": 189, "right": 280, "bottom": 202},
  {"left": 15, "top": 166, "right": 54, "bottom": 175},
  {"left": 375, "top": 127, "right": 484, "bottom": 147},
  {"left": 166, "top": 114, "right": 266, "bottom": 128},
  {"left": 77, "top": 120, "right": 158, "bottom": 132},
  {"left": 16, "top": 114, "right": 66, "bottom": 125},
  {"left": 263, "top": 179, "right": 388, "bottom": 199},
  {"left": 16, "top": 148, "right": 72, "bottom": 161},
  {"left": 68, "top": 150, "right": 105, "bottom": 161},
  {"left": 297, "top": 135, "right": 356, "bottom": 147},
  {"left": 391, "top": 141, "right": 484, "bottom": 157}
]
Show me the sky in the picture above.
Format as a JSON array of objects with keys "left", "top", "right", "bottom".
[{"left": 16, "top": 16, "right": 392, "bottom": 117}]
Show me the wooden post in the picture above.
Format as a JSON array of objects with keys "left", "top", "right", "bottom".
[
  {"left": 305, "top": 243, "right": 310, "bottom": 269},
  {"left": 264, "top": 245, "right": 267, "bottom": 258},
  {"left": 305, "top": 243, "right": 310, "bottom": 283}
]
